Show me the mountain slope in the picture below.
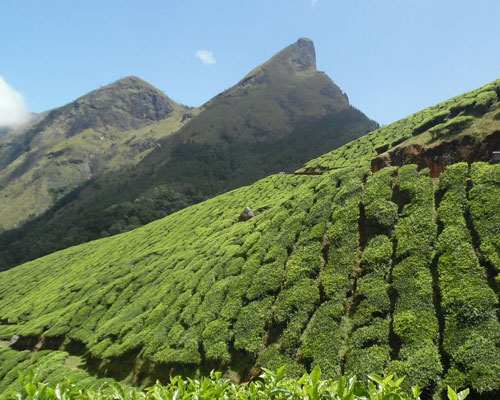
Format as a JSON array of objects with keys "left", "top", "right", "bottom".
[
  {"left": 1, "top": 77, "right": 500, "bottom": 398},
  {"left": 0, "top": 38, "right": 377, "bottom": 269},
  {"left": 0, "top": 76, "right": 188, "bottom": 228}
]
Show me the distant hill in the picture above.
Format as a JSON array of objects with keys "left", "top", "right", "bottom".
[
  {"left": 0, "top": 38, "right": 377, "bottom": 269},
  {"left": 0, "top": 75, "right": 499, "bottom": 398},
  {"left": 0, "top": 76, "right": 188, "bottom": 228}
]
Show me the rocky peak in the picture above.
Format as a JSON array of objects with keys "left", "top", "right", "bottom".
[
  {"left": 269, "top": 37, "right": 317, "bottom": 72},
  {"left": 237, "top": 38, "right": 317, "bottom": 89},
  {"left": 291, "top": 37, "right": 316, "bottom": 70}
]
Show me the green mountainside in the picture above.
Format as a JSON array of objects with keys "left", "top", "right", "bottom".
[
  {"left": 0, "top": 76, "right": 187, "bottom": 229},
  {"left": 0, "top": 38, "right": 377, "bottom": 270},
  {"left": 1, "top": 78, "right": 500, "bottom": 398},
  {"left": 300, "top": 78, "right": 500, "bottom": 173}
]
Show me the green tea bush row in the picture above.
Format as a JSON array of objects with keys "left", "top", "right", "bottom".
[
  {"left": 429, "top": 116, "right": 474, "bottom": 140},
  {"left": 389, "top": 165, "right": 442, "bottom": 390},
  {"left": 0, "top": 348, "right": 103, "bottom": 397},
  {"left": 362, "top": 167, "right": 398, "bottom": 230},
  {"left": 320, "top": 170, "right": 365, "bottom": 302},
  {"left": 469, "top": 162, "right": 500, "bottom": 274},
  {"left": 342, "top": 168, "right": 398, "bottom": 378},
  {"left": 298, "top": 169, "right": 366, "bottom": 377},
  {"left": 344, "top": 235, "right": 392, "bottom": 379},
  {"left": 303, "top": 79, "right": 499, "bottom": 172},
  {"left": 436, "top": 163, "right": 500, "bottom": 393}
]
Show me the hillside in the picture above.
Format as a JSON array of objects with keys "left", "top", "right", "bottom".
[
  {"left": 0, "top": 76, "right": 188, "bottom": 229},
  {"left": 1, "top": 77, "right": 500, "bottom": 398},
  {"left": 0, "top": 38, "right": 377, "bottom": 270},
  {"left": 1, "top": 163, "right": 499, "bottom": 398},
  {"left": 300, "top": 78, "right": 500, "bottom": 173}
]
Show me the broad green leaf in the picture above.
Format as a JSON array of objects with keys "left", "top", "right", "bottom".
[
  {"left": 447, "top": 386, "right": 458, "bottom": 400},
  {"left": 310, "top": 365, "right": 321, "bottom": 385},
  {"left": 368, "top": 374, "right": 384, "bottom": 385},
  {"left": 457, "top": 388, "right": 470, "bottom": 400}
]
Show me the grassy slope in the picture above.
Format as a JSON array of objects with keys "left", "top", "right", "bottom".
[
  {"left": 1, "top": 77, "right": 500, "bottom": 398},
  {"left": 171, "top": 38, "right": 349, "bottom": 146},
  {"left": 1, "top": 162, "right": 499, "bottom": 397}
]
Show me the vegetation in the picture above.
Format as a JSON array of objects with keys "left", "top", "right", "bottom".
[
  {"left": 4, "top": 365, "right": 470, "bottom": 400},
  {"left": 0, "top": 348, "right": 105, "bottom": 396},
  {"left": 1, "top": 162, "right": 499, "bottom": 397},
  {"left": 0, "top": 77, "right": 188, "bottom": 229},
  {"left": 301, "top": 79, "right": 500, "bottom": 172}
]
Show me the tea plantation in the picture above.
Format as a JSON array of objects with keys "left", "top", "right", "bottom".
[
  {"left": 1, "top": 78, "right": 500, "bottom": 399},
  {"left": 300, "top": 78, "right": 500, "bottom": 172}
]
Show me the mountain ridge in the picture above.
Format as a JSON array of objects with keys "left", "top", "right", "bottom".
[{"left": 0, "top": 38, "right": 377, "bottom": 266}]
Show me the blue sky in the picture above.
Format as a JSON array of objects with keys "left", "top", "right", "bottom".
[{"left": 1, "top": 0, "right": 500, "bottom": 125}]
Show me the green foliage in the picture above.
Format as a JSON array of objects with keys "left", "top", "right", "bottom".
[
  {"left": 7, "top": 365, "right": 466, "bottom": 400},
  {"left": 1, "top": 162, "right": 500, "bottom": 396},
  {"left": 234, "top": 297, "right": 273, "bottom": 354},
  {"left": 0, "top": 348, "right": 104, "bottom": 397},
  {"left": 0, "top": 58, "right": 377, "bottom": 271},
  {"left": 363, "top": 167, "right": 398, "bottom": 230},
  {"left": 435, "top": 162, "right": 500, "bottom": 394},
  {"left": 394, "top": 165, "right": 436, "bottom": 259},
  {"left": 429, "top": 116, "right": 474, "bottom": 140},
  {"left": 303, "top": 78, "right": 499, "bottom": 172},
  {"left": 388, "top": 165, "right": 442, "bottom": 391},
  {"left": 299, "top": 301, "right": 343, "bottom": 377},
  {"left": 469, "top": 162, "right": 500, "bottom": 273}
]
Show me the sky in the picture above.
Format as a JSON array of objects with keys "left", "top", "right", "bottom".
[{"left": 1, "top": 0, "right": 500, "bottom": 126}]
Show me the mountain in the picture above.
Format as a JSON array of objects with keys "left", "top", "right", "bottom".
[
  {"left": 0, "top": 77, "right": 499, "bottom": 398},
  {"left": 0, "top": 76, "right": 188, "bottom": 229},
  {"left": 166, "top": 38, "right": 350, "bottom": 144},
  {"left": 0, "top": 38, "right": 377, "bottom": 269}
]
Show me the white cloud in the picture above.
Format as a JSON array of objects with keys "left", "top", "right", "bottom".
[
  {"left": 196, "top": 50, "right": 216, "bottom": 65},
  {"left": 0, "top": 76, "right": 30, "bottom": 127},
  {"left": 311, "top": 0, "right": 320, "bottom": 5}
]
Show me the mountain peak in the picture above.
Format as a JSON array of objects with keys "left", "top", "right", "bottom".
[
  {"left": 238, "top": 38, "right": 318, "bottom": 87},
  {"left": 270, "top": 37, "right": 316, "bottom": 72},
  {"left": 292, "top": 37, "right": 316, "bottom": 69},
  {"left": 106, "top": 75, "right": 159, "bottom": 91},
  {"left": 40, "top": 76, "right": 182, "bottom": 137}
]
